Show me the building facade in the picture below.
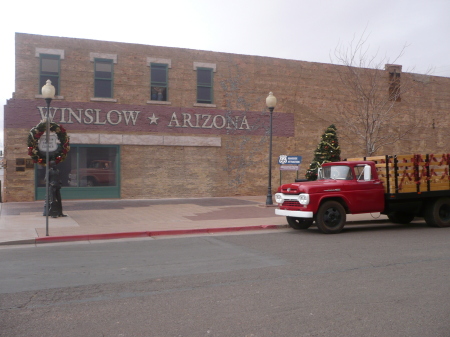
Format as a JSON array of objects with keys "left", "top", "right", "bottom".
[{"left": 3, "top": 33, "right": 450, "bottom": 202}]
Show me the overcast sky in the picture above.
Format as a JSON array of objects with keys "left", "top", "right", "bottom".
[{"left": 1, "top": 0, "right": 449, "bottom": 149}]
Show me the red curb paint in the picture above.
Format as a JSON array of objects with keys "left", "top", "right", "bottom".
[
  {"left": 35, "top": 231, "right": 150, "bottom": 243},
  {"left": 148, "top": 228, "right": 209, "bottom": 237},
  {"left": 34, "top": 225, "right": 287, "bottom": 244}
]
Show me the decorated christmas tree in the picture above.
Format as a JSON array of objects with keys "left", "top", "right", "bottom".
[{"left": 305, "top": 124, "right": 341, "bottom": 180}]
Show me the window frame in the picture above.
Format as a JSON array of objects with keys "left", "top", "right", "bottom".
[
  {"left": 39, "top": 53, "right": 61, "bottom": 96},
  {"left": 150, "top": 63, "right": 169, "bottom": 101},
  {"left": 35, "top": 144, "right": 121, "bottom": 200},
  {"left": 388, "top": 71, "right": 401, "bottom": 102},
  {"left": 94, "top": 58, "right": 114, "bottom": 98},
  {"left": 196, "top": 67, "right": 214, "bottom": 104}
]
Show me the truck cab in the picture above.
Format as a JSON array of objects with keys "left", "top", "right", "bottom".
[
  {"left": 68, "top": 160, "right": 115, "bottom": 187},
  {"left": 274, "top": 161, "right": 385, "bottom": 233}
]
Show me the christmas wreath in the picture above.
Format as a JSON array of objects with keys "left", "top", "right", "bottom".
[{"left": 27, "top": 120, "right": 70, "bottom": 166}]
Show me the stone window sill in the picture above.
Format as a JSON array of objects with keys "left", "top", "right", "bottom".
[
  {"left": 193, "top": 103, "right": 217, "bottom": 108},
  {"left": 90, "top": 97, "right": 118, "bottom": 103},
  {"left": 35, "top": 95, "right": 65, "bottom": 100},
  {"left": 147, "top": 100, "right": 172, "bottom": 105}
]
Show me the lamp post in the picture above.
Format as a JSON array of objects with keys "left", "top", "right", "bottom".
[
  {"left": 265, "top": 92, "right": 277, "bottom": 205},
  {"left": 41, "top": 79, "right": 55, "bottom": 236}
]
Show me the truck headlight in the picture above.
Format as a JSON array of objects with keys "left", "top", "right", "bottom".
[
  {"left": 298, "top": 194, "right": 310, "bottom": 205},
  {"left": 274, "top": 193, "right": 284, "bottom": 204}
]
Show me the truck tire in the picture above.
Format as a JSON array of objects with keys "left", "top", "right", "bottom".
[
  {"left": 424, "top": 197, "right": 450, "bottom": 228},
  {"left": 286, "top": 217, "right": 313, "bottom": 230},
  {"left": 316, "top": 200, "right": 346, "bottom": 234},
  {"left": 86, "top": 177, "right": 96, "bottom": 187},
  {"left": 387, "top": 212, "right": 415, "bottom": 224}
]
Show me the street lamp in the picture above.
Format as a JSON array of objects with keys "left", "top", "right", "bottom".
[
  {"left": 265, "top": 92, "right": 277, "bottom": 205},
  {"left": 41, "top": 79, "right": 55, "bottom": 236}
]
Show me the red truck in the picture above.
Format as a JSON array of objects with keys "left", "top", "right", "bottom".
[
  {"left": 275, "top": 154, "right": 450, "bottom": 234},
  {"left": 68, "top": 160, "right": 115, "bottom": 187}
]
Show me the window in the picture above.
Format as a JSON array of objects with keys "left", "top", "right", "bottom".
[
  {"left": 354, "top": 166, "right": 365, "bottom": 181},
  {"left": 39, "top": 54, "right": 60, "bottom": 96},
  {"left": 319, "top": 165, "right": 353, "bottom": 180},
  {"left": 151, "top": 63, "right": 168, "bottom": 101},
  {"left": 94, "top": 58, "right": 114, "bottom": 98},
  {"left": 386, "top": 64, "right": 402, "bottom": 102},
  {"left": 388, "top": 71, "right": 401, "bottom": 102},
  {"left": 36, "top": 146, "right": 118, "bottom": 188},
  {"left": 35, "top": 145, "right": 120, "bottom": 200},
  {"left": 197, "top": 67, "right": 213, "bottom": 104}
]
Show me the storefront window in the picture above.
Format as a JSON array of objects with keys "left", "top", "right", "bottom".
[{"left": 36, "top": 145, "right": 119, "bottom": 199}]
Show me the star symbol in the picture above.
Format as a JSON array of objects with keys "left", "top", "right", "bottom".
[{"left": 148, "top": 113, "right": 159, "bottom": 125}]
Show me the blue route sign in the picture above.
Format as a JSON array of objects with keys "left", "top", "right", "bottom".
[{"left": 278, "top": 155, "right": 302, "bottom": 165}]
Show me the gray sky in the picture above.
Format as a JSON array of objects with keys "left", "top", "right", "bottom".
[{"left": 1, "top": 0, "right": 449, "bottom": 149}]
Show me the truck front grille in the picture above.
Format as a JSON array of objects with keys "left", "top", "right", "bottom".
[{"left": 282, "top": 200, "right": 301, "bottom": 208}]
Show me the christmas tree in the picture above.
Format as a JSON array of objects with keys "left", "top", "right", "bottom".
[{"left": 305, "top": 124, "right": 341, "bottom": 180}]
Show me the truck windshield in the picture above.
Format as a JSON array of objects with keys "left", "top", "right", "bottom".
[{"left": 319, "top": 165, "right": 353, "bottom": 180}]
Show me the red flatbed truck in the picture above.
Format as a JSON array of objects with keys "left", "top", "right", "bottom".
[{"left": 274, "top": 154, "right": 450, "bottom": 234}]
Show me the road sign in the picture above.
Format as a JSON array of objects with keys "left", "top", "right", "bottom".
[
  {"left": 278, "top": 155, "right": 302, "bottom": 165},
  {"left": 280, "top": 165, "right": 299, "bottom": 171},
  {"left": 38, "top": 134, "right": 58, "bottom": 152}
]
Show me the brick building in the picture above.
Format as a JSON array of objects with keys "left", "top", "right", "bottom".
[{"left": 3, "top": 33, "right": 450, "bottom": 202}]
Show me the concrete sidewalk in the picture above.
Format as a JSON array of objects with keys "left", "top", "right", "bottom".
[{"left": 0, "top": 196, "right": 388, "bottom": 245}]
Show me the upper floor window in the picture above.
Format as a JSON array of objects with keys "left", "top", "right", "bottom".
[
  {"left": 386, "top": 64, "right": 402, "bottom": 102},
  {"left": 194, "top": 62, "right": 216, "bottom": 105},
  {"left": 151, "top": 63, "right": 168, "bottom": 101},
  {"left": 388, "top": 71, "right": 401, "bottom": 102},
  {"left": 39, "top": 54, "right": 61, "bottom": 96},
  {"left": 94, "top": 58, "right": 114, "bottom": 98},
  {"left": 197, "top": 68, "right": 213, "bottom": 104}
]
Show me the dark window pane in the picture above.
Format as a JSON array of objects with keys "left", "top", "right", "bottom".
[
  {"left": 197, "top": 69, "right": 212, "bottom": 85},
  {"left": 95, "top": 61, "right": 112, "bottom": 79},
  {"left": 95, "top": 79, "right": 112, "bottom": 98},
  {"left": 36, "top": 147, "right": 76, "bottom": 188},
  {"left": 151, "top": 87, "right": 167, "bottom": 101},
  {"left": 197, "top": 87, "right": 212, "bottom": 103},
  {"left": 41, "top": 58, "right": 59, "bottom": 73},
  {"left": 151, "top": 66, "right": 167, "bottom": 83},
  {"left": 95, "top": 71, "right": 112, "bottom": 79}
]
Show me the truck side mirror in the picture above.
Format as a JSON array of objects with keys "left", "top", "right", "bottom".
[{"left": 364, "top": 165, "right": 372, "bottom": 181}]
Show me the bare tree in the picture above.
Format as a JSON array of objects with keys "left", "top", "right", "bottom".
[{"left": 331, "top": 32, "right": 427, "bottom": 156}]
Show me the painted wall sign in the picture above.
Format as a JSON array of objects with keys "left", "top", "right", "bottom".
[{"left": 5, "top": 99, "right": 295, "bottom": 137}]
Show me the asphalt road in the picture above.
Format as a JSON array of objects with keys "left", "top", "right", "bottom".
[{"left": 1, "top": 222, "right": 449, "bottom": 337}]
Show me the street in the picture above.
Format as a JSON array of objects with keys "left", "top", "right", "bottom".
[{"left": 1, "top": 222, "right": 449, "bottom": 337}]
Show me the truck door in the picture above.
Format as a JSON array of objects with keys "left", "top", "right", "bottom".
[{"left": 350, "top": 165, "right": 385, "bottom": 213}]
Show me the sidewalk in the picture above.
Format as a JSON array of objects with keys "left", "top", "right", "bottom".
[{"left": 0, "top": 196, "right": 388, "bottom": 245}]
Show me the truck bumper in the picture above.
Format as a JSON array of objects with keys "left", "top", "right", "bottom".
[{"left": 275, "top": 209, "right": 314, "bottom": 218}]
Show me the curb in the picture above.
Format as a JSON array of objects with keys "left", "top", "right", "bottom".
[{"left": 0, "top": 224, "right": 288, "bottom": 245}]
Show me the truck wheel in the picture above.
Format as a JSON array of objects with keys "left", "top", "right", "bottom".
[
  {"left": 424, "top": 197, "right": 450, "bottom": 228},
  {"left": 316, "top": 201, "right": 346, "bottom": 234},
  {"left": 86, "top": 177, "right": 96, "bottom": 187},
  {"left": 387, "top": 212, "right": 415, "bottom": 224},
  {"left": 286, "top": 217, "right": 313, "bottom": 230}
]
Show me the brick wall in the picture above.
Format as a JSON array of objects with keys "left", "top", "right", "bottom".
[{"left": 4, "top": 33, "right": 450, "bottom": 201}]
